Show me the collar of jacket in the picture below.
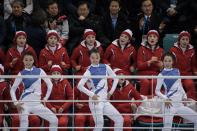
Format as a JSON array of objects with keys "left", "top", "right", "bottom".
[
  {"left": 174, "top": 42, "right": 193, "bottom": 51},
  {"left": 80, "top": 40, "right": 101, "bottom": 48},
  {"left": 112, "top": 39, "right": 132, "bottom": 48},
  {"left": 45, "top": 43, "right": 62, "bottom": 51},
  {"left": 141, "top": 42, "right": 160, "bottom": 50}
]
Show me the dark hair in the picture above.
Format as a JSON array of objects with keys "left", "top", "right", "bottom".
[
  {"left": 47, "top": 0, "right": 58, "bottom": 9},
  {"left": 22, "top": 51, "right": 35, "bottom": 61},
  {"left": 109, "top": 0, "right": 121, "bottom": 7},
  {"left": 31, "top": 9, "right": 47, "bottom": 26},
  {"left": 141, "top": 0, "right": 153, "bottom": 6},
  {"left": 89, "top": 48, "right": 100, "bottom": 55},
  {"left": 11, "top": 0, "right": 25, "bottom": 8},
  {"left": 77, "top": 1, "right": 90, "bottom": 9},
  {"left": 161, "top": 52, "right": 176, "bottom": 62}
]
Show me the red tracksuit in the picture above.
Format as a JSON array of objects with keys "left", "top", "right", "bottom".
[
  {"left": 39, "top": 44, "right": 70, "bottom": 74},
  {"left": 74, "top": 86, "right": 94, "bottom": 131},
  {"left": 137, "top": 43, "right": 164, "bottom": 96},
  {"left": 170, "top": 43, "right": 197, "bottom": 100},
  {"left": 103, "top": 39, "right": 137, "bottom": 75},
  {"left": 0, "top": 80, "right": 7, "bottom": 127},
  {"left": 42, "top": 79, "right": 73, "bottom": 131},
  {"left": 111, "top": 81, "right": 142, "bottom": 131},
  {"left": 0, "top": 48, "right": 5, "bottom": 65},
  {"left": 71, "top": 40, "right": 104, "bottom": 75},
  {"left": 4, "top": 82, "right": 40, "bottom": 131},
  {"left": 5, "top": 44, "right": 38, "bottom": 75}
]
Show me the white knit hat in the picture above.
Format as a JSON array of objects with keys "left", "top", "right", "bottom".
[
  {"left": 121, "top": 29, "right": 133, "bottom": 39},
  {"left": 83, "top": 29, "right": 96, "bottom": 39},
  {"left": 47, "top": 30, "right": 59, "bottom": 40},
  {"left": 50, "top": 65, "right": 63, "bottom": 74}
]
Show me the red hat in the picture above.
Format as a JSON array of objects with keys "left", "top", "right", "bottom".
[
  {"left": 13, "top": 31, "right": 27, "bottom": 44},
  {"left": 83, "top": 29, "right": 96, "bottom": 39},
  {"left": 0, "top": 64, "right": 4, "bottom": 75},
  {"left": 147, "top": 30, "right": 159, "bottom": 39},
  {"left": 47, "top": 30, "right": 59, "bottom": 40},
  {"left": 113, "top": 68, "right": 127, "bottom": 75},
  {"left": 121, "top": 29, "right": 133, "bottom": 39},
  {"left": 178, "top": 31, "right": 190, "bottom": 41},
  {"left": 50, "top": 65, "right": 63, "bottom": 74}
]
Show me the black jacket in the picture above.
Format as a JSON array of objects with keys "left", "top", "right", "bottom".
[
  {"left": 5, "top": 13, "right": 31, "bottom": 50},
  {"left": 98, "top": 11, "right": 130, "bottom": 48}
]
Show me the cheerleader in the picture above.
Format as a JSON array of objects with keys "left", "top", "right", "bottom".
[
  {"left": 155, "top": 53, "right": 197, "bottom": 131},
  {"left": 78, "top": 48, "right": 123, "bottom": 131},
  {"left": 10, "top": 52, "right": 58, "bottom": 131}
]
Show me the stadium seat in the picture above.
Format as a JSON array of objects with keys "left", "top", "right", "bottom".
[{"left": 163, "top": 34, "right": 178, "bottom": 52}]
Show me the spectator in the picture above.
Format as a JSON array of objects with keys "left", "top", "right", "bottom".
[
  {"left": 170, "top": 31, "right": 197, "bottom": 100},
  {"left": 99, "top": 0, "right": 130, "bottom": 49},
  {"left": 103, "top": 29, "right": 137, "bottom": 75},
  {"left": 71, "top": 29, "right": 103, "bottom": 76},
  {"left": 46, "top": 0, "right": 69, "bottom": 45},
  {"left": 43, "top": 65, "right": 73, "bottom": 130},
  {"left": 5, "top": 31, "right": 38, "bottom": 75},
  {"left": 135, "top": 0, "right": 164, "bottom": 47},
  {"left": 64, "top": 0, "right": 96, "bottom": 17},
  {"left": 4, "top": 0, "right": 33, "bottom": 20},
  {"left": 5, "top": 0, "right": 31, "bottom": 50},
  {"left": 156, "top": 0, "right": 189, "bottom": 33},
  {"left": 137, "top": 30, "right": 164, "bottom": 96},
  {"left": 111, "top": 68, "right": 142, "bottom": 131},
  {"left": 67, "top": 1, "right": 100, "bottom": 55},
  {"left": 39, "top": 30, "right": 70, "bottom": 74},
  {"left": 25, "top": 9, "right": 47, "bottom": 57}
]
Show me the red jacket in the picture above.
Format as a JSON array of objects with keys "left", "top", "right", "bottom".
[
  {"left": 4, "top": 82, "right": 24, "bottom": 113},
  {"left": 170, "top": 43, "right": 197, "bottom": 75},
  {"left": 39, "top": 44, "right": 70, "bottom": 74},
  {"left": 74, "top": 85, "right": 90, "bottom": 113},
  {"left": 111, "top": 81, "right": 142, "bottom": 113},
  {"left": 42, "top": 79, "right": 73, "bottom": 112},
  {"left": 103, "top": 39, "right": 137, "bottom": 74},
  {"left": 0, "top": 80, "right": 7, "bottom": 114},
  {"left": 137, "top": 43, "right": 164, "bottom": 75},
  {"left": 5, "top": 44, "right": 38, "bottom": 75},
  {"left": 71, "top": 40, "right": 104, "bottom": 75},
  {"left": 0, "top": 48, "right": 5, "bottom": 65}
]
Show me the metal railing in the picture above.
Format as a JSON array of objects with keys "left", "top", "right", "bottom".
[{"left": 0, "top": 75, "right": 196, "bottom": 130}]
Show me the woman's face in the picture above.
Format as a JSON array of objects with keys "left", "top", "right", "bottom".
[
  {"left": 51, "top": 71, "right": 61, "bottom": 81},
  {"left": 47, "top": 35, "right": 58, "bottom": 47},
  {"left": 163, "top": 56, "right": 173, "bottom": 69},
  {"left": 85, "top": 35, "right": 96, "bottom": 46},
  {"left": 16, "top": 35, "right": 26, "bottom": 47},
  {"left": 90, "top": 52, "right": 100, "bottom": 65},
  {"left": 147, "top": 34, "right": 158, "bottom": 46},
  {"left": 119, "top": 34, "right": 129, "bottom": 45},
  {"left": 179, "top": 36, "right": 189, "bottom": 48},
  {"left": 23, "top": 55, "right": 34, "bottom": 69}
]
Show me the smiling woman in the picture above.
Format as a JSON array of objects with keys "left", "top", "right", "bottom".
[
  {"left": 10, "top": 51, "right": 58, "bottom": 131},
  {"left": 5, "top": 31, "right": 38, "bottom": 75}
]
